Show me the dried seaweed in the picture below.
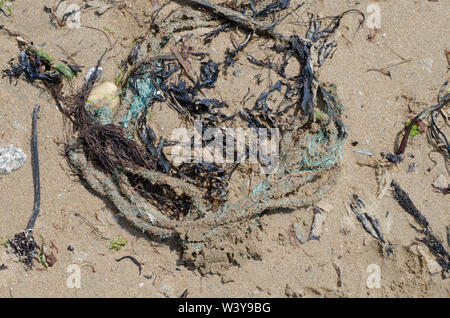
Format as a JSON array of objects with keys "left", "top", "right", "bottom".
[
  {"left": 381, "top": 152, "right": 403, "bottom": 163},
  {"left": 391, "top": 180, "right": 450, "bottom": 272},
  {"left": 396, "top": 81, "right": 449, "bottom": 156},
  {"left": 419, "top": 231, "right": 450, "bottom": 272},
  {"left": 195, "top": 59, "right": 219, "bottom": 90},
  {"left": 137, "top": 108, "right": 171, "bottom": 174},
  {"left": 27, "top": 106, "right": 42, "bottom": 230},
  {"left": 180, "top": 289, "right": 189, "bottom": 298},
  {"left": 184, "top": 0, "right": 291, "bottom": 43},
  {"left": 169, "top": 80, "right": 226, "bottom": 116},
  {"left": 224, "top": 31, "right": 252, "bottom": 68},
  {"left": 8, "top": 230, "right": 38, "bottom": 269},
  {"left": 186, "top": 0, "right": 362, "bottom": 130},
  {"left": 256, "top": 0, "right": 291, "bottom": 18},
  {"left": 350, "top": 195, "right": 385, "bottom": 243},
  {"left": 254, "top": 80, "right": 283, "bottom": 112},
  {"left": 116, "top": 255, "right": 143, "bottom": 275},
  {"left": 203, "top": 22, "right": 231, "bottom": 43},
  {"left": 391, "top": 180, "right": 429, "bottom": 228},
  {"left": 8, "top": 106, "right": 42, "bottom": 269},
  {"left": 247, "top": 55, "right": 286, "bottom": 78},
  {"left": 3, "top": 50, "right": 62, "bottom": 84}
]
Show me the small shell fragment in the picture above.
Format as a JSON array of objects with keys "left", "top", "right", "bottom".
[
  {"left": 432, "top": 174, "right": 448, "bottom": 191},
  {"left": 308, "top": 206, "right": 328, "bottom": 241},
  {"left": 292, "top": 223, "right": 306, "bottom": 244},
  {"left": 422, "top": 58, "right": 433, "bottom": 73}
]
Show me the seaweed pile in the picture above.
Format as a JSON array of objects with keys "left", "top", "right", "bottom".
[{"left": 4, "top": 0, "right": 363, "bottom": 268}]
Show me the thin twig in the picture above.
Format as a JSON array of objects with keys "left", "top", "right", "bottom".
[{"left": 26, "top": 105, "right": 41, "bottom": 230}]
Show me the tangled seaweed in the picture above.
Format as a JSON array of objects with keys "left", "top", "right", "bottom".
[
  {"left": 391, "top": 180, "right": 450, "bottom": 273},
  {"left": 397, "top": 81, "right": 450, "bottom": 157},
  {"left": 4, "top": 1, "right": 361, "bottom": 270}
]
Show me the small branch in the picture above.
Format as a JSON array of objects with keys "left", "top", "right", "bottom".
[
  {"left": 26, "top": 105, "right": 41, "bottom": 231},
  {"left": 183, "top": 0, "right": 293, "bottom": 43}
]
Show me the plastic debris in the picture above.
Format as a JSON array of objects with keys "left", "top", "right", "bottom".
[{"left": 354, "top": 150, "right": 372, "bottom": 156}]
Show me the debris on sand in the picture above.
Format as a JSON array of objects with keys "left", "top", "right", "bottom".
[
  {"left": 407, "top": 162, "right": 416, "bottom": 173},
  {"left": 86, "top": 81, "right": 120, "bottom": 125},
  {"left": 447, "top": 226, "right": 450, "bottom": 248},
  {"left": 5, "top": 0, "right": 364, "bottom": 272},
  {"left": 8, "top": 106, "right": 42, "bottom": 269},
  {"left": 409, "top": 243, "right": 442, "bottom": 275},
  {"left": 179, "top": 289, "right": 189, "bottom": 298},
  {"left": 110, "top": 237, "right": 127, "bottom": 251},
  {"left": 348, "top": 188, "right": 395, "bottom": 256},
  {"left": 292, "top": 223, "right": 306, "bottom": 244},
  {"left": 44, "top": 241, "right": 58, "bottom": 268},
  {"left": 396, "top": 81, "right": 449, "bottom": 157},
  {"left": 419, "top": 232, "right": 450, "bottom": 273},
  {"left": 3, "top": 50, "right": 63, "bottom": 84},
  {"left": 391, "top": 180, "right": 429, "bottom": 228},
  {"left": 354, "top": 149, "right": 373, "bottom": 156},
  {"left": 9, "top": 230, "right": 38, "bottom": 269},
  {"left": 333, "top": 262, "right": 343, "bottom": 288},
  {"left": 381, "top": 152, "right": 402, "bottom": 164},
  {"left": 0, "top": 145, "right": 26, "bottom": 174},
  {"left": 45, "top": 253, "right": 57, "bottom": 267},
  {"left": 391, "top": 180, "right": 450, "bottom": 273},
  {"left": 349, "top": 194, "right": 388, "bottom": 246},
  {"left": 308, "top": 205, "right": 330, "bottom": 242},
  {"left": 115, "top": 255, "right": 143, "bottom": 275},
  {"left": 432, "top": 174, "right": 449, "bottom": 194}
]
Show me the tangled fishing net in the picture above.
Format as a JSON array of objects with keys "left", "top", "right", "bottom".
[{"left": 5, "top": 1, "right": 363, "bottom": 272}]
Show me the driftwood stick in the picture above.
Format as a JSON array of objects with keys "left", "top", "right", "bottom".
[
  {"left": 26, "top": 105, "right": 41, "bottom": 230},
  {"left": 183, "top": 0, "right": 294, "bottom": 43}
]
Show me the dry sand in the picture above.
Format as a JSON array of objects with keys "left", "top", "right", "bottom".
[{"left": 0, "top": 0, "right": 449, "bottom": 297}]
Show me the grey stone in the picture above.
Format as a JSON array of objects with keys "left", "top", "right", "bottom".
[{"left": 0, "top": 145, "right": 27, "bottom": 174}]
